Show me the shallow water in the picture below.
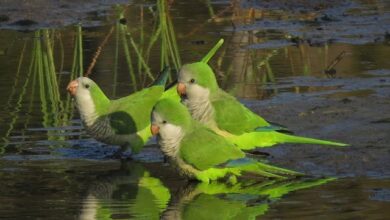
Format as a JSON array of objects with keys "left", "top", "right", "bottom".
[{"left": 0, "top": 0, "right": 389, "bottom": 219}]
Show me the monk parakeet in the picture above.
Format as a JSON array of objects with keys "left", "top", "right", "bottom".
[
  {"left": 150, "top": 98, "right": 301, "bottom": 183},
  {"left": 177, "top": 39, "right": 347, "bottom": 150},
  {"left": 67, "top": 68, "right": 178, "bottom": 155}
]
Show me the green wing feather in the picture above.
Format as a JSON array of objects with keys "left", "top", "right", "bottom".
[
  {"left": 179, "top": 126, "right": 245, "bottom": 171},
  {"left": 108, "top": 86, "right": 164, "bottom": 134},
  {"left": 211, "top": 90, "right": 270, "bottom": 135},
  {"left": 161, "top": 85, "right": 180, "bottom": 101}
]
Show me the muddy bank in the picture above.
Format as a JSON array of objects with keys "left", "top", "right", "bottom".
[
  {"left": 249, "top": 76, "right": 390, "bottom": 178},
  {"left": 0, "top": 0, "right": 129, "bottom": 30},
  {"left": 239, "top": 0, "right": 390, "bottom": 47}
]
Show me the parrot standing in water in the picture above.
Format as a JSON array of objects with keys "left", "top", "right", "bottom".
[
  {"left": 150, "top": 98, "right": 301, "bottom": 183},
  {"left": 67, "top": 67, "right": 178, "bottom": 155},
  {"left": 176, "top": 39, "right": 348, "bottom": 150}
]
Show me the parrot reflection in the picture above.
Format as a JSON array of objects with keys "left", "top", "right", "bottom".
[{"left": 79, "top": 161, "right": 333, "bottom": 220}]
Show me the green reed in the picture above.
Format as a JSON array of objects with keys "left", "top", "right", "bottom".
[
  {"left": 112, "top": 2, "right": 181, "bottom": 90},
  {"left": 112, "top": 17, "right": 120, "bottom": 97},
  {"left": 2, "top": 28, "right": 82, "bottom": 153},
  {"left": 258, "top": 49, "right": 278, "bottom": 83},
  {"left": 158, "top": 0, "right": 181, "bottom": 70}
]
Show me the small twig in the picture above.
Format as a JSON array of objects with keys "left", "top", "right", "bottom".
[
  {"left": 324, "top": 51, "right": 346, "bottom": 78},
  {"left": 84, "top": 26, "right": 115, "bottom": 77},
  {"left": 326, "top": 51, "right": 346, "bottom": 71}
]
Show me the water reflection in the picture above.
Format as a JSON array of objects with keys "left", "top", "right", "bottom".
[
  {"left": 164, "top": 177, "right": 334, "bottom": 220},
  {"left": 79, "top": 161, "right": 333, "bottom": 219},
  {"left": 80, "top": 162, "right": 170, "bottom": 220}
]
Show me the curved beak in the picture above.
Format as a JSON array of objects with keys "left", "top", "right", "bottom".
[
  {"left": 150, "top": 124, "right": 160, "bottom": 136},
  {"left": 67, "top": 80, "right": 79, "bottom": 96},
  {"left": 177, "top": 82, "right": 186, "bottom": 97}
]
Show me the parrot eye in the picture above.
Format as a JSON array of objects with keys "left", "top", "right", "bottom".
[
  {"left": 189, "top": 78, "right": 195, "bottom": 84},
  {"left": 84, "top": 84, "right": 90, "bottom": 89},
  {"left": 162, "top": 120, "right": 167, "bottom": 124}
]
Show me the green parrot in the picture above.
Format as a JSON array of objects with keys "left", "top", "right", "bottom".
[
  {"left": 67, "top": 68, "right": 178, "bottom": 155},
  {"left": 79, "top": 162, "right": 171, "bottom": 220},
  {"left": 176, "top": 39, "right": 348, "bottom": 150},
  {"left": 150, "top": 98, "right": 301, "bottom": 183},
  {"left": 165, "top": 177, "right": 334, "bottom": 220}
]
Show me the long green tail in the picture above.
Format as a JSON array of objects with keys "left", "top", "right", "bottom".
[
  {"left": 201, "top": 39, "right": 224, "bottom": 63},
  {"left": 151, "top": 66, "right": 170, "bottom": 87},
  {"left": 229, "top": 131, "right": 348, "bottom": 150}
]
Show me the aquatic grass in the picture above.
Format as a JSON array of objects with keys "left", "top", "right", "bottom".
[
  {"left": 112, "top": 3, "right": 181, "bottom": 88},
  {"left": 258, "top": 49, "right": 278, "bottom": 83},
  {"left": 65, "top": 25, "right": 86, "bottom": 121},
  {"left": 120, "top": 23, "right": 137, "bottom": 90},
  {"left": 298, "top": 44, "right": 311, "bottom": 76},
  {"left": 78, "top": 25, "right": 84, "bottom": 75},
  {"left": 138, "top": 5, "right": 145, "bottom": 82},
  {"left": 71, "top": 24, "right": 84, "bottom": 78},
  {"left": 2, "top": 39, "right": 32, "bottom": 150},
  {"left": 214, "top": 5, "right": 282, "bottom": 98},
  {"left": 57, "top": 32, "right": 65, "bottom": 77},
  {"left": 113, "top": 19, "right": 120, "bottom": 97},
  {"left": 145, "top": 19, "right": 162, "bottom": 64},
  {"left": 157, "top": 0, "right": 181, "bottom": 73},
  {"left": 35, "top": 29, "right": 78, "bottom": 141},
  {"left": 205, "top": 0, "right": 216, "bottom": 18},
  {"left": 128, "top": 33, "right": 154, "bottom": 80},
  {"left": 3, "top": 29, "right": 81, "bottom": 152},
  {"left": 5, "top": 39, "right": 27, "bottom": 113}
]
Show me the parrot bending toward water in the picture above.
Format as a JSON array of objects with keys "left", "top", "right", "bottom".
[
  {"left": 176, "top": 39, "right": 348, "bottom": 150},
  {"left": 67, "top": 67, "right": 178, "bottom": 155},
  {"left": 150, "top": 98, "right": 301, "bottom": 183}
]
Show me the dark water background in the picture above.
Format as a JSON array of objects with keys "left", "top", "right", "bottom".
[{"left": 0, "top": 0, "right": 389, "bottom": 219}]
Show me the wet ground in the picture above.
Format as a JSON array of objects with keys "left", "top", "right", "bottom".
[{"left": 0, "top": 0, "right": 390, "bottom": 219}]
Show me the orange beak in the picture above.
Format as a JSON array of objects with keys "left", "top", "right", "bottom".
[
  {"left": 67, "top": 80, "right": 79, "bottom": 96},
  {"left": 177, "top": 82, "right": 186, "bottom": 97},
  {"left": 150, "top": 124, "right": 160, "bottom": 136}
]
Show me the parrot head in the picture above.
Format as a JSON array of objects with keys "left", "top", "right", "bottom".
[
  {"left": 67, "top": 77, "right": 99, "bottom": 97},
  {"left": 177, "top": 62, "right": 219, "bottom": 100},
  {"left": 177, "top": 39, "right": 224, "bottom": 100},
  {"left": 67, "top": 77, "right": 109, "bottom": 124},
  {"left": 150, "top": 99, "right": 192, "bottom": 139}
]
